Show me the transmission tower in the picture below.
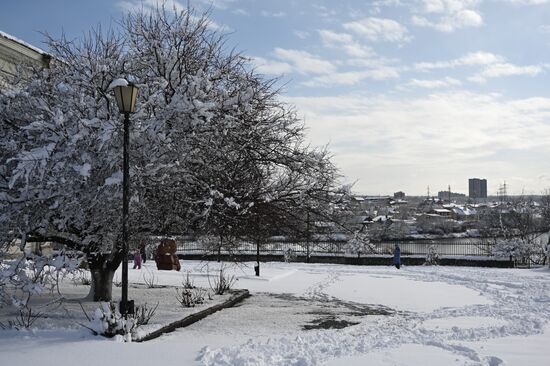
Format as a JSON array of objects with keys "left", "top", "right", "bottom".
[{"left": 497, "top": 181, "right": 508, "bottom": 202}]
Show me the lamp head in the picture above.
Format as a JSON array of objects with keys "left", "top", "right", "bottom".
[{"left": 110, "top": 79, "right": 138, "bottom": 114}]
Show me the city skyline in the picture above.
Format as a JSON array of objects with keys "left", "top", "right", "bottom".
[{"left": 1, "top": 0, "right": 550, "bottom": 195}]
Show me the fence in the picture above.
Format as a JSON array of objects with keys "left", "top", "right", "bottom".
[{"left": 176, "top": 238, "right": 495, "bottom": 258}]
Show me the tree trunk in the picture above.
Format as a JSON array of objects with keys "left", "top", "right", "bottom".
[
  {"left": 89, "top": 268, "right": 116, "bottom": 301},
  {"left": 86, "top": 252, "right": 122, "bottom": 302}
]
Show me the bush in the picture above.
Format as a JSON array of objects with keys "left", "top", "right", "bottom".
[
  {"left": 283, "top": 249, "right": 297, "bottom": 263},
  {"left": 133, "top": 302, "right": 158, "bottom": 326},
  {"left": 142, "top": 269, "right": 158, "bottom": 288},
  {"left": 424, "top": 244, "right": 440, "bottom": 265},
  {"left": 209, "top": 267, "right": 236, "bottom": 295},
  {"left": 175, "top": 288, "right": 207, "bottom": 307},
  {"left": 88, "top": 302, "right": 136, "bottom": 341},
  {"left": 182, "top": 271, "right": 195, "bottom": 289},
  {"left": 0, "top": 306, "right": 42, "bottom": 330}
]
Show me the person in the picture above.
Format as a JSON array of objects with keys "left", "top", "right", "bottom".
[
  {"left": 140, "top": 243, "right": 147, "bottom": 263},
  {"left": 393, "top": 244, "right": 401, "bottom": 269},
  {"left": 133, "top": 250, "right": 142, "bottom": 269}
]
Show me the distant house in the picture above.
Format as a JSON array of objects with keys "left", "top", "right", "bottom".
[
  {"left": 450, "top": 206, "right": 477, "bottom": 220},
  {"left": 393, "top": 191, "right": 405, "bottom": 200},
  {"left": 350, "top": 196, "right": 366, "bottom": 211},
  {"left": 429, "top": 208, "right": 453, "bottom": 217},
  {"left": 437, "top": 191, "right": 466, "bottom": 200}
]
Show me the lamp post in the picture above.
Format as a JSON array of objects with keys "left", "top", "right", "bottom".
[{"left": 111, "top": 79, "right": 138, "bottom": 317}]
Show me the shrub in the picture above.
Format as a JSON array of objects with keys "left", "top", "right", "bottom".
[
  {"left": 142, "top": 269, "right": 158, "bottom": 288},
  {"left": 209, "top": 267, "right": 236, "bottom": 295},
  {"left": 133, "top": 302, "right": 158, "bottom": 326},
  {"left": 175, "top": 288, "right": 206, "bottom": 307},
  {"left": 182, "top": 271, "right": 195, "bottom": 289},
  {"left": 425, "top": 244, "right": 440, "bottom": 265},
  {"left": 88, "top": 302, "right": 136, "bottom": 341}
]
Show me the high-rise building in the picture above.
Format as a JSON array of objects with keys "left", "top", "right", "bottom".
[{"left": 468, "top": 178, "right": 487, "bottom": 199}]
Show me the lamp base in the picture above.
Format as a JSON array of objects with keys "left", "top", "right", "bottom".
[{"left": 119, "top": 299, "right": 135, "bottom": 315}]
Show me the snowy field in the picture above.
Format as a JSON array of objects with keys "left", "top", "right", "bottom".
[{"left": 1, "top": 261, "right": 549, "bottom": 366}]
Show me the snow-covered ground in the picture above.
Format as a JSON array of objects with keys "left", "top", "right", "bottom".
[{"left": 1, "top": 261, "right": 549, "bottom": 366}]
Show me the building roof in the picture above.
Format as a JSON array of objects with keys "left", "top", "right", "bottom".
[
  {"left": 0, "top": 30, "right": 48, "bottom": 56},
  {"left": 0, "top": 30, "right": 51, "bottom": 82}
]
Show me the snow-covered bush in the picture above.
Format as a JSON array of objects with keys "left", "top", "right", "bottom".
[
  {"left": 0, "top": 250, "right": 81, "bottom": 316},
  {"left": 492, "top": 237, "right": 546, "bottom": 265},
  {"left": 88, "top": 302, "right": 136, "bottom": 341},
  {"left": 283, "top": 248, "right": 297, "bottom": 263},
  {"left": 344, "top": 231, "right": 375, "bottom": 257},
  {"left": 424, "top": 244, "right": 439, "bottom": 265}
]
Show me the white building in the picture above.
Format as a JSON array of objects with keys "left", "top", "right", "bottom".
[{"left": 0, "top": 30, "right": 51, "bottom": 88}]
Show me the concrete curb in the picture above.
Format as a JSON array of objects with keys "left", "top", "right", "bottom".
[{"left": 136, "top": 289, "right": 250, "bottom": 342}]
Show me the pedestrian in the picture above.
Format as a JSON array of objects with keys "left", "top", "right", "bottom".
[
  {"left": 140, "top": 243, "right": 147, "bottom": 263},
  {"left": 133, "top": 250, "right": 142, "bottom": 269},
  {"left": 393, "top": 244, "right": 401, "bottom": 269}
]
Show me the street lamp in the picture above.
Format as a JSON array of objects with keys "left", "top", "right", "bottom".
[{"left": 110, "top": 78, "right": 138, "bottom": 317}]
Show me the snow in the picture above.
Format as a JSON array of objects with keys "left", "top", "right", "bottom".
[
  {"left": 104, "top": 170, "right": 123, "bottom": 186},
  {"left": 323, "top": 273, "right": 491, "bottom": 312},
  {"left": 73, "top": 163, "right": 91, "bottom": 177},
  {"left": 1, "top": 262, "right": 549, "bottom": 366},
  {"left": 108, "top": 78, "right": 129, "bottom": 90}
]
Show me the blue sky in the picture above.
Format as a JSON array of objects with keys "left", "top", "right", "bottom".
[{"left": 2, "top": 0, "right": 550, "bottom": 196}]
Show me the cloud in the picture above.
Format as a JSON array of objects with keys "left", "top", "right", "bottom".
[
  {"left": 116, "top": 0, "right": 226, "bottom": 30},
  {"left": 232, "top": 8, "right": 249, "bottom": 16},
  {"left": 253, "top": 49, "right": 335, "bottom": 76},
  {"left": 504, "top": 0, "right": 550, "bottom": 4},
  {"left": 415, "top": 52, "right": 544, "bottom": 85},
  {"left": 273, "top": 48, "right": 336, "bottom": 75},
  {"left": 343, "top": 17, "right": 412, "bottom": 43},
  {"left": 285, "top": 92, "right": 550, "bottom": 194},
  {"left": 194, "top": 0, "right": 238, "bottom": 9},
  {"left": 294, "top": 30, "right": 310, "bottom": 39},
  {"left": 252, "top": 56, "right": 293, "bottom": 75},
  {"left": 419, "top": 0, "right": 481, "bottom": 14},
  {"left": 260, "top": 10, "right": 287, "bottom": 17},
  {"left": 414, "top": 51, "right": 505, "bottom": 70},
  {"left": 318, "top": 30, "right": 374, "bottom": 58},
  {"left": 411, "top": 10, "right": 482, "bottom": 32},
  {"left": 312, "top": 4, "right": 338, "bottom": 19},
  {"left": 302, "top": 68, "right": 400, "bottom": 87},
  {"left": 412, "top": 0, "right": 483, "bottom": 32},
  {"left": 406, "top": 77, "right": 462, "bottom": 88},
  {"left": 117, "top": 0, "right": 186, "bottom": 12},
  {"left": 469, "top": 63, "right": 545, "bottom": 83}
]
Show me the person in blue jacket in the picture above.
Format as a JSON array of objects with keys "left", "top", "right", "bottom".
[{"left": 393, "top": 244, "right": 401, "bottom": 269}]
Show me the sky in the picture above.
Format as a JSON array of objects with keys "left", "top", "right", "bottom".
[{"left": 2, "top": 0, "right": 550, "bottom": 196}]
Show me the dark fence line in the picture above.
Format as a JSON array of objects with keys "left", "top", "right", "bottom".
[{"left": 176, "top": 239, "right": 495, "bottom": 257}]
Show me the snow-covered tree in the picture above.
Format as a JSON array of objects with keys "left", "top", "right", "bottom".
[
  {"left": 0, "top": 6, "right": 343, "bottom": 301},
  {"left": 487, "top": 196, "right": 549, "bottom": 266},
  {"left": 424, "top": 244, "right": 439, "bottom": 265},
  {"left": 344, "top": 231, "right": 375, "bottom": 258}
]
